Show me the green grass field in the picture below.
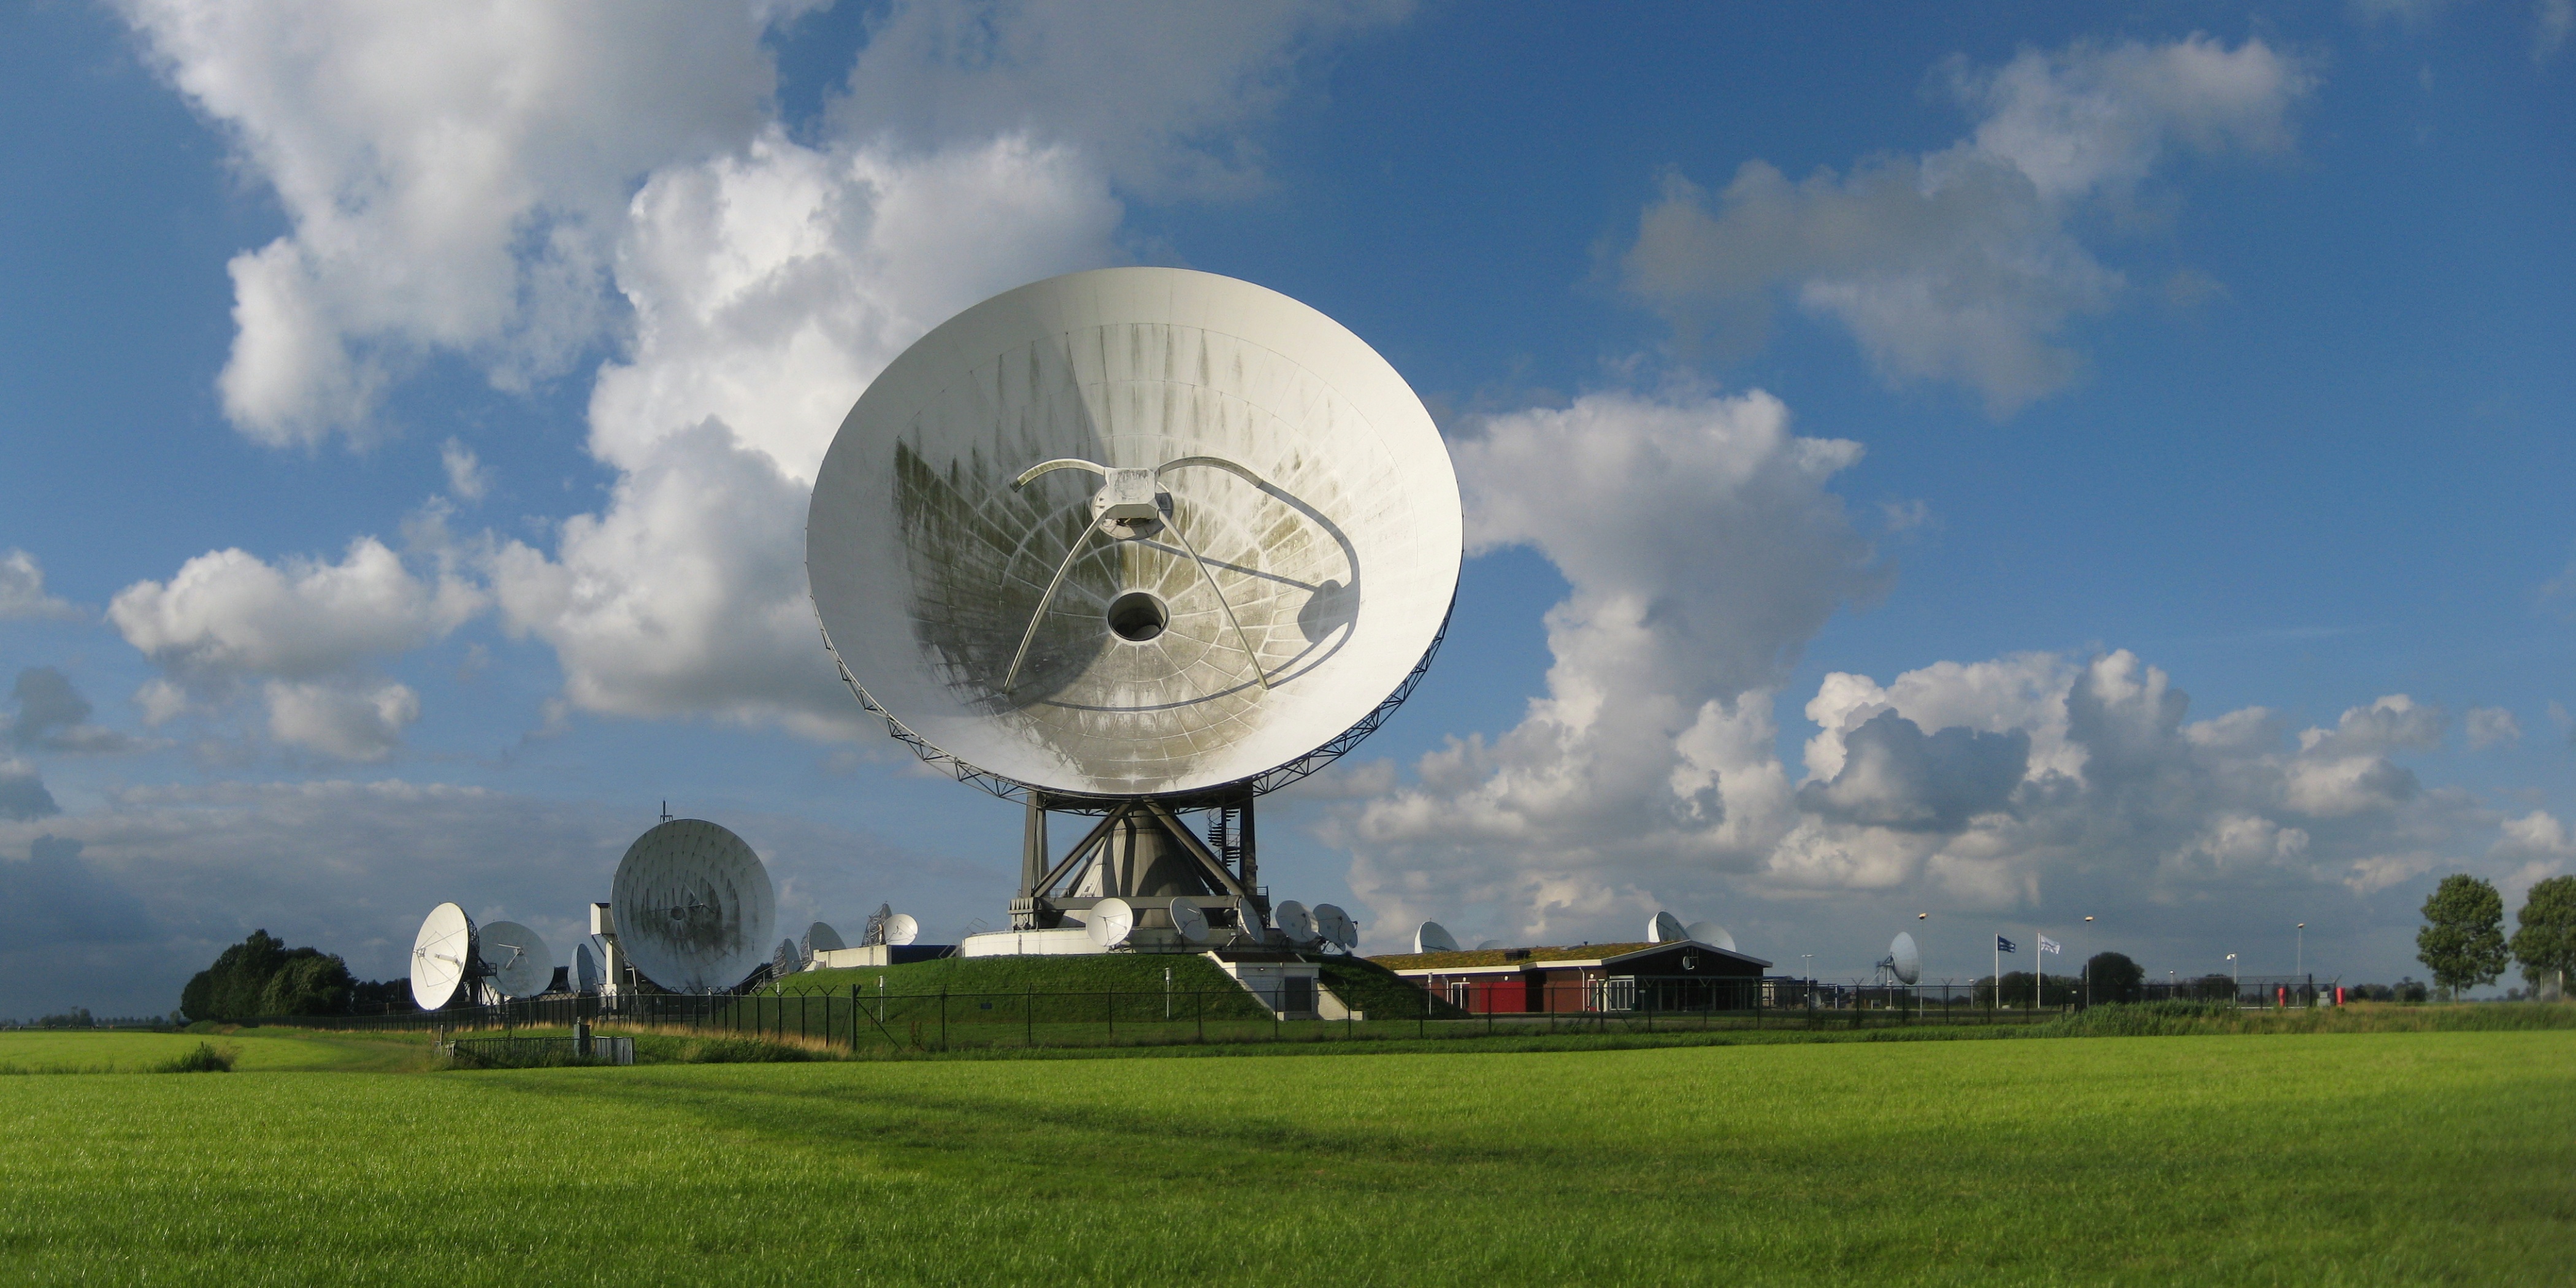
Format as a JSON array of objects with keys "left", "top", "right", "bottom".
[
  {"left": 0, "top": 1029, "right": 429, "bottom": 1074},
  {"left": 1, "top": 1027, "right": 2569, "bottom": 1284}
]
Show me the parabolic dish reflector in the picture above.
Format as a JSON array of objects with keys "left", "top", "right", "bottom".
[
  {"left": 1889, "top": 932, "right": 1922, "bottom": 986},
  {"left": 805, "top": 922, "right": 846, "bottom": 955},
  {"left": 1687, "top": 921, "right": 1735, "bottom": 951},
  {"left": 477, "top": 921, "right": 552, "bottom": 999},
  {"left": 1414, "top": 920, "right": 1459, "bottom": 953},
  {"left": 807, "top": 267, "right": 1464, "bottom": 800},
  {"left": 610, "top": 819, "right": 777, "bottom": 993},
  {"left": 410, "top": 902, "right": 476, "bottom": 1010}
]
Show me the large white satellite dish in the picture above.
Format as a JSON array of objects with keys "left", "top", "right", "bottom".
[
  {"left": 1649, "top": 911, "right": 1689, "bottom": 944},
  {"left": 1687, "top": 921, "right": 1736, "bottom": 951},
  {"left": 808, "top": 267, "right": 1463, "bottom": 803},
  {"left": 478, "top": 921, "right": 552, "bottom": 1000},
  {"left": 409, "top": 902, "right": 477, "bottom": 1010},
  {"left": 1170, "top": 900, "right": 1213, "bottom": 944},
  {"left": 1087, "top": 897, "right": 1135, "bottom": 948},
  {"left": 1414, "top": 921, "right": 1459, "bottom": 954},
  {"left": 883, "top": 913, "right": 920, "bottom": 947},
  {"left": 1273, "top": 900, "right": 1320, "bottom": 948},
  {"left": 805, "top": 922, "right": 846, "bottom": 955},
  {"left": 1885, "top": 932, "right": 1922, "bottom": 986},
  {"left": 1313, "top": 903, "right": 1359, "bottom": 951},
  {"left": 609, "top": 819, "right": 777, "bottom": 992}
]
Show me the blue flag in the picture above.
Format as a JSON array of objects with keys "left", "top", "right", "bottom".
[{"left": 1997, "top": 935, "right": 2018, "bottom": 953}]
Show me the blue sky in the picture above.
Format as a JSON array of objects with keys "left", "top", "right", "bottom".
[{"left": 2, "top": 0, "right": 2569, "bottom": 1016}]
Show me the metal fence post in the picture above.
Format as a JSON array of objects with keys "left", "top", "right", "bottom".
[
  {"left": 939, "top": 990, "right": 948, "bottom": 1051},
  {"left": 1025, "top": 986, "right": 1034, "bottom": 1048}
]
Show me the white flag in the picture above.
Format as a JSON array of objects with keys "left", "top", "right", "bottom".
[{"left": 2038, "top": 935, "right": 2061, "bottom": 955}]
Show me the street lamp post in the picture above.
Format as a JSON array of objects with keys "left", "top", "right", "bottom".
[
  {"left": 1801, "top": 954, "right": 1814, "bottom": 1010},
  {"left": 2082, "top": 914, "right": 2095, "bottom": 1008},
  {"left": 2296, "top": 923, "right": 2306, "bottom": 1005},
  {"left": 2226, "top": 953, "right": 2239, "bottom": 1006}
]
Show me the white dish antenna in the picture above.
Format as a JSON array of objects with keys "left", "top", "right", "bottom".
[
  {"left": 1414, "top": 921, "right": 1459, "bottom": 953},
  {"left": 573, "top": 941, "right": 601, "bottom": 994},
  {"left": 477, "top": 921, "right": 553, "bottom": 999},
  {"left": 1170, "top": 900, "right": 1214, "bottom": 944},
  {"left": 883, "top": 913, "right": 920, "bottom": 947},
  {"left": 1233, "top": 896, "right": 1265, "bottom": 941},
  {"left": 1475, "top": 938, "right": 1506, "bottom": 951},
  {"left": 805, "top": 922, "right": 846, "bottom": 955},
  {"left": 1649, "top": 911, "right": 1689, "bottom": 944},
  {"left": 806, "top": 267, "right": 1465, "bottom": 802},
  {"left": 1313, "top": 903, "right": 1359, "bottom": 951},
  {"left": 1088, "top": 897, "right": 1135, "bottom": 949},
  {"left": 1884, "top": 932, "right": 1922, "bottom": 986},
  {"left": 1686, "top": 921, "right": 1736, "bottom": 951},
  {"left": 1273, "top": 900, "right": 1320, "bottom": 947},
  {"left": 609, "top": 819, "right": 778, "bottom": 992},
  {"left": 772, "top": 938, "right": 800, "bottom": 979},
  {"left": 409, "top": 902, "right": 477, "bottom": 1010}
]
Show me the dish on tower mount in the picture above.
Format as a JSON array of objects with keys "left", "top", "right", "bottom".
[
  {"left": 409, "top": 902, "right": 478, "bottom": 1010},
  {"left": 477, "top": 921, "right": 553, "bottom": 1000},
  {"left": 805, "top": 267, "right": 1462, "bottom": 954},
  {"left": 609, "top": 819, "right": 778, "bottom": 993}
]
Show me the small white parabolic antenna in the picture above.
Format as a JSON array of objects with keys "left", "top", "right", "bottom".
[
  {"left": 1273, "top": 900, "right": 1319, "bottom": 947},
  {"left": 477, "top": 921, "right": 552, "bottom": 1000},
  {"left": 1649, "top": 911, "right": 1689, "bottom": 944},
  {"left": 573, "top": 941, "right": 601, "bottom": 993},
  {"left": 409, "top": 902, "right": 477, "bottom": 1010},
  {"left": 610, "top": 819, "right": 778, "bottom": 992},
  {"left": 1414, "top": 921, "right": 1459, "bottom": 954},
  {"left": 1088, "top": 897, "right": 1135, "bottom": 948},
  {"left": 805, "top": 267, "right": 1464, "bottom": 803},
  {"left": 883, "top": 913, "right": 920, "bottom": 947},
  {"left": 1170, "top": 900, "right": 1213, "bottom": 944},
  {"left": 1686, "top": 921, "right": 1736, "bottom": 951},
  {"left": 1313, "top": 903, "right": 1359, "bottom": 951},
  {"left": 1884, "top": 932, "right": 1922, "bottom": 986}
]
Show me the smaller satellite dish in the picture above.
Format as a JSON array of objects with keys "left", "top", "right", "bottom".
[
  {"left": 1414, "top": 921, "right": 1459, "bottom": 953},
  {"left": 1687, "top": 921, "right": 1736, "bottom": 951},
  {"left": 1088, "top": 897, "right": 1135, "bottom": 948},
  {"left": 478, "top": 921, "right": 552, "bottom": 1000},
  {"left": 1313, "top": 904, "right": 1359, "bottom": 951},
  {"left": 1232, "top": 896, "right": 1265, "bottom": 941},
  {"left": 410, "top": 902, "right": 477, "bottom": 1010},
  {"left": 1649, "top": 911, "right": 1688, "bottom": 943},
  {"left": 883, "top": 913, "right": 919, "bottom": 946},
  {"left": 1475, "top": 938, "right": 1506, "bottom": 951},
  {"left": 573, "top": 941, "right": 601, "bottom": 993},
  {"left": 772, "top": 938, "right": 800, "bottom": 979},
  {"left": 1888, "top": 932, "right": 1922, "bottom": 985},
  {"left": 1274, "top": 900, "right": 1320, "bottom": 947},
  {"left": 805, "top": 922, "right": 846, "bottom": 954},
  {"left": 1170, "top": 901, "right": 1213, "bottom": 944}
]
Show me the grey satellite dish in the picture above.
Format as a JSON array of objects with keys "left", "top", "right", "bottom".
[
  {"left": 410, "top": 902, "right": 477, "bottom": 1010},
  {"left": 1475, "top": 938, "right": 1506, "bottom": 951},
  {"left": 883, "top": 913, "right": 920, "bottom": 947},
  {"left": 773, "top": 938, "right": 800, "bottom": 980},
  {"left": 1314, "top": 903, "right": 1359, "bottom": 951},
  {"left": 1886, "top": 932, "right": 1922, "bottom": 986},
  {"left": 805, "top": 922, "right": 846, "bottom": 955},
  {"left": 1649, "top": 911, "right": 1689, "bottom": 944},
  {"left": 477, "top": 921, "right": 552, "bottom": 1000},
  {"left": 1686, "top": 921, "right": 1736, "bottom": 951},
  {"left": 1274, "top": 900, "right": 1320, "bottom": 947},
  {"left": 1170, "top": 900, "right": 1214, "bottom": 944},
  {"left": 1088, "top": 897, "right": 1135, "bottom": 948},
  {"left": 806, "top": 267, "right": 1464, "bottom": 802},
  {"left": 573, "top": 941, "right": 600, "bottom": 994},
  {"left": 610, "top": 818, "right": 778, "bottom": 992},
  {"left": 1232, "top": 896, "right": 1265, "bottom": 941},
  {"left": 1414, "top": 921, "right": 1459, "bottom": 953}
]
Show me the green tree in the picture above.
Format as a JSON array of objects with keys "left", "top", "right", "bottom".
[
  {"left": 258, "top": 953, "right": 354, "bottom": 1016},
  {"left": 2417, "top": 874, "right": 2509, "bottom": 999},
  {"left": 2510, "top": 875, "right": 2576, "bottom": 1000},
  {"left": 2084, "top": 952, "right": 2144, "bottom": 1005},
  {"left": 177, "top": 930, "right": 356, "bottom": 1021}
]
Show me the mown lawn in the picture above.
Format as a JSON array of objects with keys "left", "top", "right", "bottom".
[
  {"left": 1, "top": 1030, "right": 2568, "bottom": 1285},
  {"left": 0, "top": 1029, "right": 428, "bottom": 1074}
]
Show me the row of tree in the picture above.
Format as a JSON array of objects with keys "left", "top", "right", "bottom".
[
  {"left": 2417, "top": 874, "right": 2576, "bottom": 1000},
  {"left": 177, "top": 930, "right": 415, "bottom": 1022}
]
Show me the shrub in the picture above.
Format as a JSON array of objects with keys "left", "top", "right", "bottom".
[{"left": 155, "top": 1043, "right": 236, "bottom": 1073}]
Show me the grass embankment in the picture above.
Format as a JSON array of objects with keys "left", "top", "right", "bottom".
[
  {"left": 0, "top": 1028, "right": 431, "bottom": 1073},
  {"left": 2, "top": 1030, "right": 2569, "bottom": 1284},
  {"left": 795, "top": 950, "right": 1247, "bottom": 996}
]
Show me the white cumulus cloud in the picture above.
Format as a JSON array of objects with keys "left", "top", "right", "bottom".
[
  {"left": 0, "top": 550, "right": 80, "bottom": 621},
  {"left": 1621, "top": 34, "right": 2317, "bottom": 413}
]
